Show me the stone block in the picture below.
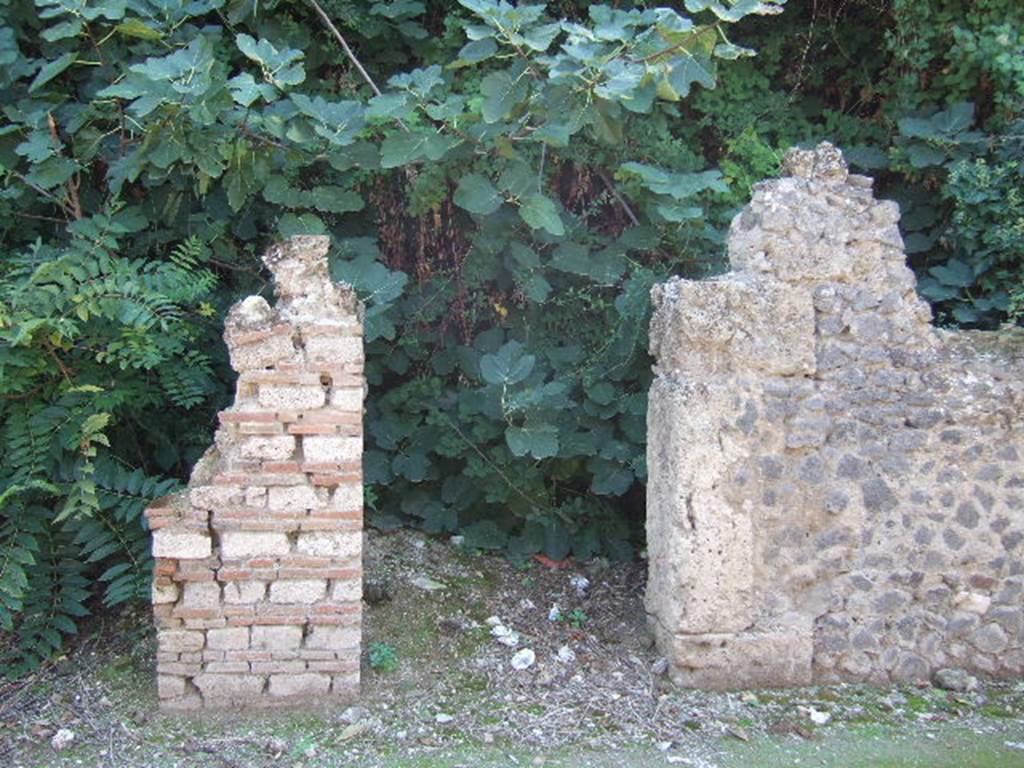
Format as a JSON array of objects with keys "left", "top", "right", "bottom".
[
  {"left": 207, "top": 627, "right": 250, "bottom": 651},
  {"left": 649, "top": 273, "right": 815, "bottom": 377},
  {"left": 251, "top": 625, "right": 303, "bottom": 651},
  {"left": 158, "top": 630, "right": 205, "bottom": 653},
  {"left": 330, "top": 387, "right": 364, "bottom": 411},
  {"left": 152, "top": 580, "right": 179, "bottom": 605},
  {"left": 193, "top": 673, "right": 266, "bottom": 701},
  {"left": 270, "top": 580, "right": 327, "bottom": 604},
  {"left": 303, "top": 436, "right": 361, "bottom": 464},
  {"left": 267, "top": 485, "right": 321, "bottom": 513},
  {"left": 268, "top": 673, "right": 331, "bottom": 698},
  {"left": 306, "top": 625, "right": 360, "bottom": 650},
  {"left": 157, "top": 675, "right": 186, "bottom": 699},
  {"left": 152, "top": 529, "right": 211, "bottom": 560},
  {"left": 296, "top": 531, "right": 360, "bottom": 559},
  {"left": 229, "top": 334, "right": 296, "bottom": 371},
  {"left": 664, "top": 629, "right": 814, "bottom": 690},
  {"left": 258, "top": 384, "right": 325, "bottom": 410},
  {"left": 182, "top": 581, "right": 221, "bottom": 610},
  {"left": 220, "top": 532, "right": 290, "bottom": 558},
  {"left": 304, "top": 335, "right": 362, "bottom": 365},
  {"left": 239, "top": 436, "right": 296, "bottom": 461},
  {"left": 223, "top": 581, "right": 267, "bottom": 604},
  {"left": 190, "top": 485, "right": 243, "bottom": 510},
  {"left": 330, "top": 484, "right": 362, "bottom": 511},
  {"left": 331, "top": 579, "right": 362, "bottom": 602}
]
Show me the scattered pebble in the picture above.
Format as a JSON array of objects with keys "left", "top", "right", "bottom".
[
  {"left": 799, "top": 705, "right": 832, "bottom": 725},
  {"left": 410, "top": 575, "right": 447, "bottom": 591},
  {"left": 652, "top": 657, "right": 669, "bottom": 676},
  {"left": 556, "top": 645, "right": 576, "bottom": 664},
  {"left": 548, "top": 605, "right": 562, "bottom": 621},
  {"left": 511, "top": 648, "right": 536, "bottom": 671},
  {"left": 51, "top": 729, "right": 75, "bottom": 752},
  {"left": 339, "top": 706, "right": 367, "bottom": 725},
  {"left": 934, "top": 667, "right": 979, "bottom": 693},
  {"left": 491, "top": 624, "right": 520, "bottom": 647},
  {"left": 570, "top": 575, "right": 591, "bottom": 597},
  {"left": 435, "top": 713, "right": 454, "bottom": 724},
  {"left": 339, "top": 722, "right": 369, "bottom": 741},
  {"left": 449, "top": 535, "right": 465, "bottom": 547}
]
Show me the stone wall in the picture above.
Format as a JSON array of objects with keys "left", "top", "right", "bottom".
[
  {"left": 146, "top": 236, "right": 364, "bottom": 709},
  {"left": 645, "top": 143, "right": 1024, "bottom": 689}
]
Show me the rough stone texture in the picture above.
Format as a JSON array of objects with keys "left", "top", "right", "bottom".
[
  {"left": 145, "top": 236, "right": 364, "bottom": 709},
  {"left": 646, "top": 143, "right": 1024, "bottom": 689}
]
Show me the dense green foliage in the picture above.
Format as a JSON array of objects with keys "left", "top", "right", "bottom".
[{"left": 1, "top": 0, "right": 1021, "bottom": 671}]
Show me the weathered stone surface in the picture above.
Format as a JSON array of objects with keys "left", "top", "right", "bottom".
[
  {"left": 268, "top": 673, "right": 331, "bottom": 698},
  {"left": 269, "top": 579, "right": 327, "bottom": 604},
  {"left": 206, "top": 627, "right": 250, "bottom": 650},
  {"left": 220, "top": 532, "right": 290, "bottom": 558},
  {"left": 152, "top": 529, "right": 211, "bottom": 559},
  {"left": 646, "top": 143, "right": 1024, "bottom": 689},
  {"left": 145, "top": 236, "right": 364, "bottom": 709},
  {"left": 662, "top": 630, "right": 813, "bottom": 690},
  {"left": 303, "top": 436, "right": 361, "bottom": 464},
  {"left": 296, "top": 531, "right": 360, "bottom": 559},
  {"left": 193, "top": 673, "right": 266, "bottom": 701},
  {"left": 251, "top": 625, "right": 303, "bottom": 651},
  {"left": 306, "top": 625, "right": 360, "bottom": 650}
]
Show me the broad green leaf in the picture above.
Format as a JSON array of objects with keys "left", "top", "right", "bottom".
[
  {"left": 291, "top": 95, "right": 365, "bottom": 146},
  {"left": 506, "top": 423, "right": 559, "bottom": 459},
  {"left": 236, "top": 33, "right": 305, "bottom": 88},
  {"left": 29, "top": 52, "right": 76, "bottom": 93},
  {"left": 42, "top": 20, "right": 83, "bottom": 41},
  {"left": 930, "top": 259, "right": 974, "bottom": 288},
  {"left": 480, "top": 341, "right": 535, "bottom": 385},
  {"left": 454, "top": 173, "right": 503, "bottom": 215},
  {"left": 380, "top": 131, "right": 459, "bottom": 168},
  {"left": 458, "top": 38, "right": 498, "bottom": 62},
  {"left": 518, "top": 194, "right": 564, "bottom": 235},
  {"left": 665, "top": 53, "right": 716, "bottom": 99},
  {"left": 480, "top": 68, "right": 528, "bottom": 123},
  {"left": 522, "top": 22, "right": 561, "bottom": 51},
  {"left": 366, "top": 92, "right": 413, "bottom": 120},
  {"left": 533, "top": 122, "right": 570, "bottom": 147},
  {"left": 115, "top": 19, "right": 163, "bottom": 40},
  {"left": 499, "top": 160, "right": 535, "bottom": 197}
]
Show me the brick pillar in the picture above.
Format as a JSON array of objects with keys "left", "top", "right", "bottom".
[{"left": 146, "top": 236, "right": 364, "bottom": 709}]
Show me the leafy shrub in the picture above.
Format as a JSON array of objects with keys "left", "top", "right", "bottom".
[
  {"left": 368, "top": 641, "right": 399, "bottom": 673},
  {"left": 2, "top": 0, "right": 1022, "bottom": 674},
  {"left": 0, "top": 0, "right": 787, "bottom": 671}
]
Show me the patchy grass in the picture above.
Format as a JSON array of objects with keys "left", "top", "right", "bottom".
[{"left": 3, "top": 529, "right": 1023, "bottom": 768}]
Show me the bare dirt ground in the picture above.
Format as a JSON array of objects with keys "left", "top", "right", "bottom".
[{"left": 2, "top": 528, "right": 1023, "bottom": 767}]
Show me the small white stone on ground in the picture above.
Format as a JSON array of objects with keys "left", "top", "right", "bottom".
[
  {"left": 51, "top": 729, "right": 75, "bottom": 751},
  {"left": 435, "top": 713, "right": 454, "bottom": 724},
  {"left": 410, "top": 575, "right": 447, "bottom": 591},
  {"left": 556, "top": 645, "right": 576, "bottom": 663},
  {"left": 511, "top": 648, "right": 536, "bottom": 670},
  {"left": 548, "top": 604, "right": 562, "bottom": 621},
  {"left": 570, "top": 575, "right": 590, "bottom": 597}
]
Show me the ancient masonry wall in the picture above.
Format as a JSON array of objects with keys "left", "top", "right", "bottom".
[
  {"left": 645, "top": 143, "right": 1024, "bottom": 689},
  {"left": 146, "top": 236, "right": 364, "bottom": 709}
]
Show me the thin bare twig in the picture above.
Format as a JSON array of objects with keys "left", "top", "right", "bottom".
[
  {"left": 595, "top": 168, "right": 640, "bottom": 226},
  {"left": 48, "top": 114, "right": 83, "bottom": 220},
  {"left": 305, "top": 0, "right": 410, "bottom": 133}
]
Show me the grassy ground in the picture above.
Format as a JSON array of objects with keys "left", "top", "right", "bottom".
[{"left": 3, "top": 530, "right": 1023, "bottom": 767}]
